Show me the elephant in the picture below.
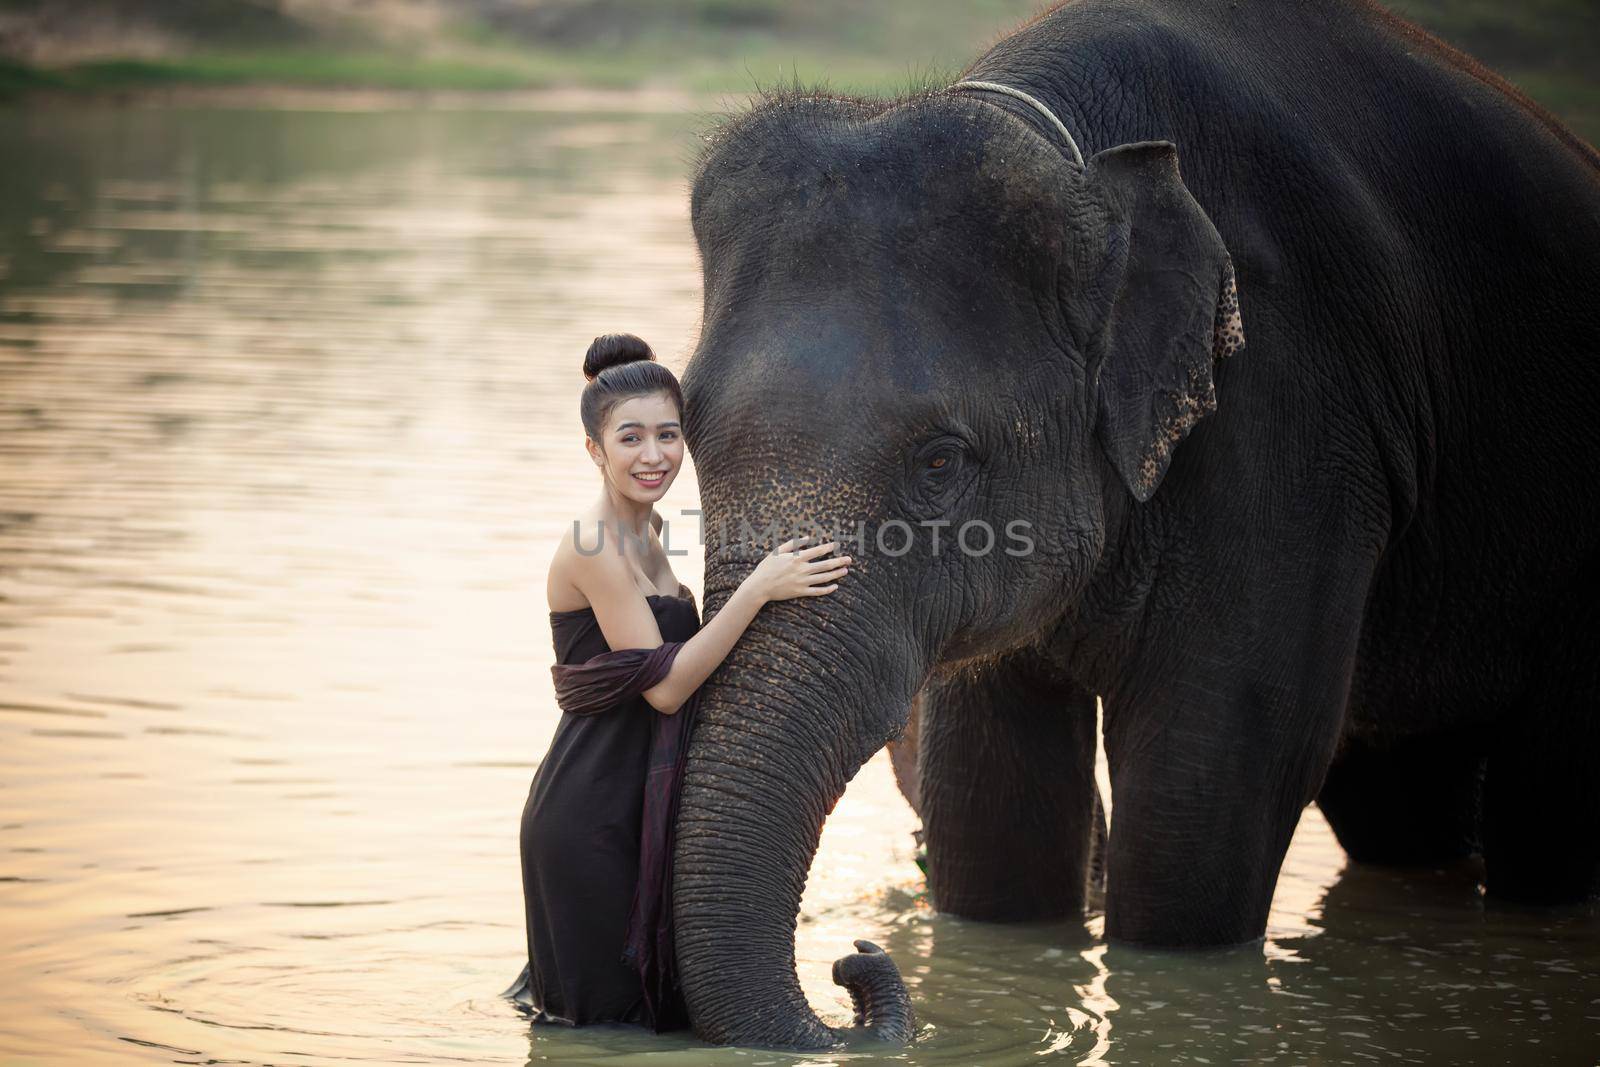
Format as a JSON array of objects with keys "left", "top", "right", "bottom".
[{"left": 669, "top": 0, "right": 1600, "bottom": 1049}]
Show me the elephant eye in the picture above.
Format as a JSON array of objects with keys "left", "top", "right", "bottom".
[
  {"left": 918, "top": 435, "right": 969, "bottom": 477},
  {"left": 922, "top": 447, "right": 958, "bottom": 479},
  {"left": 902, "top": 434, "right": 976, "bottom": 518}
]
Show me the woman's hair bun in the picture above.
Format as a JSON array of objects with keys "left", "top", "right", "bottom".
[{"left": 583, "top": 333, "right": 655, "bottom": 382}]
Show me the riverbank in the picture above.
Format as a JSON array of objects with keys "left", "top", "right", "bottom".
[
  {"left": 1, "top": 1, "right": 1594, "bottom": 144},
  {"left": 0, "top": 0, "right": 1017, "bottom": 104},
  {"left": 0, "top": 78, "right": 731, "bottom": 114}
]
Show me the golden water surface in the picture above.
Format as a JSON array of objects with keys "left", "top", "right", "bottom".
[{"left": 0, "top": 102, "right": 1596, "bottom": 1066}]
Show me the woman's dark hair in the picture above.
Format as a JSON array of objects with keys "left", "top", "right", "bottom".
[{"left": 579, "top": 333, "right": 684, "bottom": 442}]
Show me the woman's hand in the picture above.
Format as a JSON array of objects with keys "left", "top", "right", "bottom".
[{"left": 745, "top": 536, "right": 852, "bottom": 604}]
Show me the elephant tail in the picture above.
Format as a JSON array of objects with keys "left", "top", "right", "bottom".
[{"left": 830, "top": 940, "right": 915, "bottom": 1043}]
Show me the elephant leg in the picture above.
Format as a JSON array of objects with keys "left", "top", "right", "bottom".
[
  {"left": 1104, "top": 707, "right": 1339, "bottom": 946},
  {"left": 1481, "top": 581, "right": 1600, "bottom": 904},
  {"left": 1105, "top": 692, "right": 1349, "bottom": 945},
  {"left": 919, "top": 644, "right": 1100, "bottom": 921},
  {"left": 1103, "top": 541, "right": 1376, "bottom": 947},
  {"left": 1481, "top": 700, "right": 1600, "bottom": 904},
  {"left": 1316, "top": 729, "right": 1483, "bottom": 866}
]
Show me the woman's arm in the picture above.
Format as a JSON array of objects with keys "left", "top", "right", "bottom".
[
  {"left": 639, "top": 580, "right": 766, "bottom": 714},
  {"left": 568, "top": 532, "right": 849, "bottom": 716},
  {"left": 639, "top": 536, "right": 849, "bottom": 714}
]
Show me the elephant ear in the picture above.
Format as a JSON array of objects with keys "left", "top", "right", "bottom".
[{"left": 1082, "top": 141, "right": 1245, "bottom": 503}]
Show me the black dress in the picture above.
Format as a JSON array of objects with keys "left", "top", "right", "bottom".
[{"left": 504, "top": 587, "right": 699, "bottom": 1029}]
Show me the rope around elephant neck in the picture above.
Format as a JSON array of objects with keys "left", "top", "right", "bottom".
[{"left": 950, "top": 79, "right": 1085, "bottom": 168}]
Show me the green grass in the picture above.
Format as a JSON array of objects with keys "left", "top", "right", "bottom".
[
  {"left": 3, "top": 51, "right": 553, "bottom": 94},
  {"left": 1495, "top": 70, "right": 1600, "bottom": 142},
  {"left": 134, "top": 53, "right": 525, "bottom": 91},
  {"left": 0, "top": 57, "right": 58, "bottom": 96},
  {"left": 0, "top": 0, "right": 1594, "bottom": 145},
  {"left": 1387, "top": 0, "right": 1599, "bottom": 141},
  {"left": 0, "top": 0, "right": 1042, "bottom": 101},
  {"left": 0, "top": 42, "right": 967, "bottom": 102}
]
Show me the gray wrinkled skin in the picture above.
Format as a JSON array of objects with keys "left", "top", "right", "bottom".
[{"left": 670, "top": 0, "right": 1600, "bottom": 1050}]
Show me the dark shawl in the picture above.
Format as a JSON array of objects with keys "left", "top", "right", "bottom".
[{"left": 549, "top": 639, "right": 699, "bottom": 1031}]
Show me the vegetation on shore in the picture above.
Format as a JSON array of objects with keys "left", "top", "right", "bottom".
[{"left": 0, "top": 0, "right": 1594, "bottom": 139}]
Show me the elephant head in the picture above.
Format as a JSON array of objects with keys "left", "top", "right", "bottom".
[{"left": 672, "top": 88, "right": 1243, "bottom": 1049}]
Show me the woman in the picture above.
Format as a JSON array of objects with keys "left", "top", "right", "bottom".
[{"left": 503, "top": 333, "right": 851, "bottom": 1032}]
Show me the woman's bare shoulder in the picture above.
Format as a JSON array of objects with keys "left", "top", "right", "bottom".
[{"left": 548, "top": 508, "right": 606, "bottom": 612}]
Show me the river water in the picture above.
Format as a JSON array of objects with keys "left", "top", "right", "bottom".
[{"left": 1, "top": 100, "right": 1595, "bottom": 1066}]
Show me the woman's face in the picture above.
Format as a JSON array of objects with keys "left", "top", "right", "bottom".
[{"left": 588, "top": 392, "right": 684, "bottom": 503}]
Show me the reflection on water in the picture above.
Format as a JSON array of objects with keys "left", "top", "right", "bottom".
[{"left": 0, "top": 102, "right": 1596, "bottom": 1066}]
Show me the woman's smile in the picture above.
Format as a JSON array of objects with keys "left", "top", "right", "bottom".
[{"left": 523, "top": 331, "right": 863, "bottom": 1034}]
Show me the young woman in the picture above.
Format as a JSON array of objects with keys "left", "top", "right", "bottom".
[{"left": 503, "top": 333, "right": 851, "bottom": 1032}]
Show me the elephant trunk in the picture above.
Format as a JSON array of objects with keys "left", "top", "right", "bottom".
[
  {"left": 673, "top": 618, "right": 916, "bottom": 1048},
  {"left": 833, "top": 939, "right": 916, "bottom": 1041}
]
